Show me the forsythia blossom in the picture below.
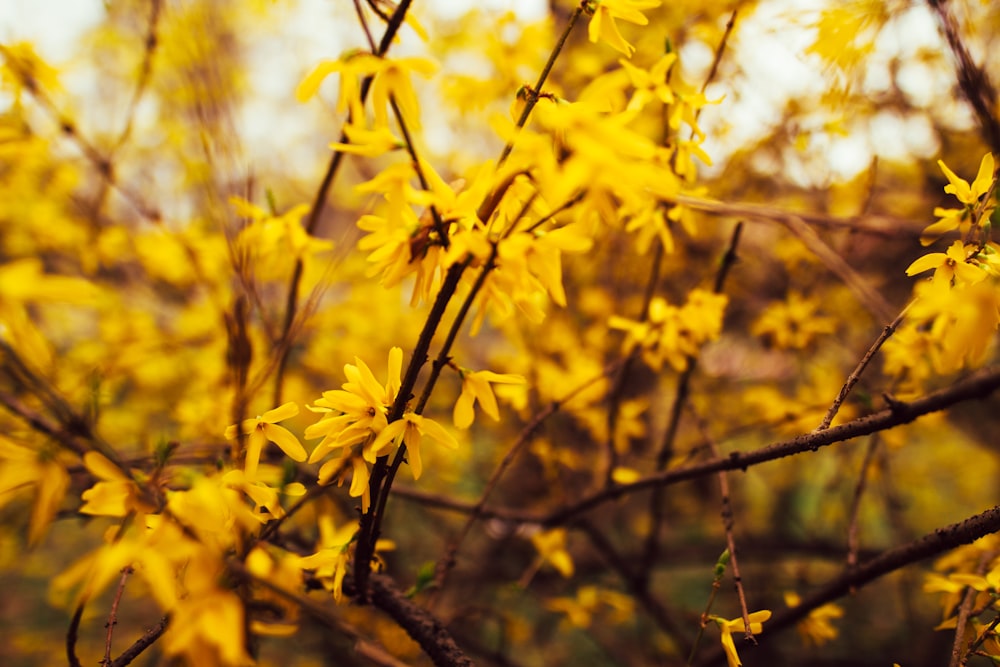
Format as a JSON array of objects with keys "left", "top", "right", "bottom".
[
  {"left": 225, "top": 403, "right": 307, "bottom": 480},
  {"left": 586, "top": 0, "right": 662, "bottom": 58}
]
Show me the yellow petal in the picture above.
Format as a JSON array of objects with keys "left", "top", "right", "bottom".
[
  {"left": 262, "top": 402, "right": 299, "bottom": 424},
  {"left": 296, "top": 61, "right": 340, "bottom": 102},
  {"left": 263, "top": 424, "right": 307, "bottom": 462},
  {"left": 905, "top": 253, "right": 945, "bottom": 276}
]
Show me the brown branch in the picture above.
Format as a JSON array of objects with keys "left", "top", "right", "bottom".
[
  {"left": 356, "top": 260, "right": 469, "bottom": 598},
  {"left": 101, "top": 566, "right": 134, "bottom": 666},
  {"left": 668, "top": 194, "right": 926, "bottom": 239},
  {"left": 366, "top": 573, "right": 475, "bottom": 667},
  {"left": 491, "top": 365, "right": 1000, "bottom": 527},
  {"left": 817, "top": 304, "right": 909, "bottom": 430},
  {"left": 927, "top": 0, "right": 1000, "bottom": 155},
  {"left": 696, "top": 504, "right": 1000, "bottom": 666},
  {"left": 67, "top": 603, "right": 84, "bottom": 667},
  {"left": 109, "top": 614, "right": 169, "bottom": 667}
]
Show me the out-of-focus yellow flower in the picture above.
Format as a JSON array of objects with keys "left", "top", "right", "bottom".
[
  {"left": 530, "top": 528, "right": 574, "bottom": 578},
  {"left": 751, "top": 292, "right": 837, "bottom": 349},
  {"left": 225, "top": 402, "right": 306, "bottom": 479},
  {"left": 586, "top": 0, "right": 662, "bottom": 58},
  {"left": 453, "top": 368, "right": 526, "bottom": 429},
  {"left": 920, "top": 153, "right": 996, "bottom": 244},
  {"left": 784, "top": 591, "right": 843, "bottom": 647}
]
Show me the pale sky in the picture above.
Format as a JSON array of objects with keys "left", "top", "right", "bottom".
[{"left": 0, "top": 0, "right": 954, "bottom": 187}]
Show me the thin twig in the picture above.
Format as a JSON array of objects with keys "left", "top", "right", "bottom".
[
  {"left": 782, "top": 214, "right": 895, "bottom": 323},
  {"left": 845, "top": 436, "right": 880, "bottom": 584},
  {"left": 691, "top": 406, "right": 754, "bottom": 643},
  {"left": 817, "top": 305, "right": 910, "bottom": 430},
  {"left": 949, "top": 552, "right": 993, "bottom": 667},
  {"left": 109, "top": 614, "right": 169, "bottom": 667},
  {"left": 67, "top": 604, "right": 84, "bottom": 667},
  {"left": 927, "top": 0, "right": 1000, "bottom": 154},
  {"left": 497, "top": 3, "right": 584, "bottom": 165},
  {"left": 431, "top": 359, "right": 624, "bottom": 596},
  {"left": 100, "top": 566, "right": 134, "bottom": 665}
]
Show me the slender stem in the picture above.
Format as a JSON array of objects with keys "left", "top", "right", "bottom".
[
  {"left": 497, "top": 3, "right": 585, "bottom": 166},
  {"left": 101, "top": 567, "right": 134, "bottom": 666},
  {"left": 818, "top": 304, "right": 910, "bottom": 431}
]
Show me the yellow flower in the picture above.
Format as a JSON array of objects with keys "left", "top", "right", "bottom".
[
  {"left": 295, "top": 50, "right": 382, "bottom": 120},
  {"left": 784, "top": 591, "right": 843, "bottom": 647},
  {"left": 453, "top": 368, "right": 526, "bottom": 429},
  {"left": 714, "top": 610, "right": 772, "bottom": 667},
  {"left": 0, "top": 437, "right": 70, "bottom": 545},
  {"left": 587, "top": 0, "right": 662, "bottom": 58},
  {"left": 905, "top": 240, "right": 986, "bottom": 286},
  {"left": 609, "top": 289, "right": 726, "bottom": 371},
  {"left": 530, "top": 528, "right": 574, "bottom": 577},
  {"left": 79, "top": 451, "right": 155, "bottom": 518},
  {"left": 920, "top": 153, "right": 996, "bottom": 244},
  {"left": 939, "top": 152, "right": 994, "bottom": 206},
  {"left": 369, "top": 56, "right": 438, "bottom": 129},
  {"left": 329, "top": 122, "right": 404, "bottom": 157},
  {"left": 306, "top": 348, "right": 401, "bottom": 461},
  {"left": 618, "top": 53, "right": 677, "bottom": 111},
  {"left": 161, "top": 588, "right": 253, "bottom": 666},
  {"left": 751, "top": 292, "right": 837, "bottom": 349},
  {"left": 306, "top": 348, "right": 404, "bottom": 510},
  {"left": 225, "top": 402, "right": 306, "bottom": 479},
  {"left": 369, "top": 412, "right": 458, "bottom": 480}
]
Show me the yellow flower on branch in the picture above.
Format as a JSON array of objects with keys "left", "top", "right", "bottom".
[
  {"left": 369, "top": 412, "right": 458, "bottom": 480},
  {"left": 306, "top": 348, "right": 401, "bottom": 462},
  {"left": 713, "top": 610, "right": 772, "bottom": 667},
  {"left": 453, "top": 368, "right": 526, "bottom": 429},
  {"left": 586, "top": 0, "right": 662, "bottom": 58},
  {"left": 296, "top": 51, "right": 437, "bottom": 128},
  {"left": 79, "top": 451, "right": 155, "bottom": 518},
  {"left": 618, "top": 53, "right": 677, "bottom": 111},
  {"left": 905, "top": 240, "right": 986, "bottom": 286},
  {"left": 940, "top": 152, "right": 995, "bottom": 206},
  {"left": 920, "top": 152, "right": 996, "bottom": 244},
  {"left": 295, "top": 50, "right": 383, "bottom": 119},
  {"left": 225, "top": 402, "right": 306, "bottom": 480},
  {"left": 307, "top": 348, "right": 421, "bottom": 507},
  {"left": 784, "top": 591, "right": 843, "bottom": 647}
]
